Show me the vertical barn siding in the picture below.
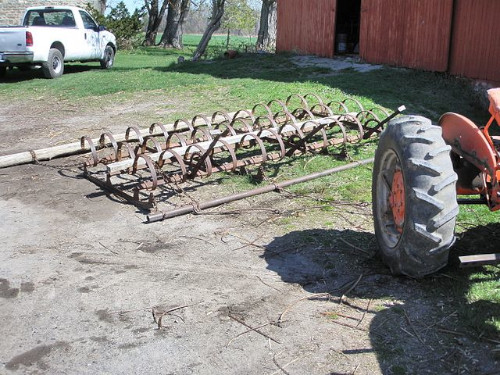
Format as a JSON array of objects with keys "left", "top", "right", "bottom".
[
  {"left": 449, "top": 0, "right": 500, "bottom": 83},
  {"left": 359, "top": 0, "right": 453, "bottom": 71},
  {"left": 276, "top": 0, "right": 336, "bottom": 58}
]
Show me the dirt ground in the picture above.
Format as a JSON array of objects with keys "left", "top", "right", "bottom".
[{"left": 0, "top": 94, "right": 498, "bottom": 375}]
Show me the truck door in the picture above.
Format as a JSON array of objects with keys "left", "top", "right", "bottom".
[{"left": 78, "top": 10, "right": 101, "bottom": 59}]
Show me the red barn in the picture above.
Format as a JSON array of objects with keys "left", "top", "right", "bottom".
[{"left": 276, "top": 0, "right": 500, "bottom": 83}]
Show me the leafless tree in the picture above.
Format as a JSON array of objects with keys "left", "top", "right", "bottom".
[
  {"left": 143, "top": 0, "right": 169, "bottom": 46},
  {"left": 192, "top": 0, "right": 226, "bottom": 61},
  {"left": 97, "top": 0, "right": 107, "bottom": 13},
  {"left": 159, "top": 0, "right": 190, "bottom": 48},
  {"left": 256, "top": 0, "right": 276, "bottom": 51}
]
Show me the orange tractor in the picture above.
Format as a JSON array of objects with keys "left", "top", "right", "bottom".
[{"left": 372, "top": 88, "right": 500, "bottom": 277}]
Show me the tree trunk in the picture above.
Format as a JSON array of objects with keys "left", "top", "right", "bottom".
[
  {"left": 256, "top": 0, "right": 277, "bottom": 51},
  {"left": 159, "top": 0, "right": 190, "bottom": 49},
  {"left": 192, "top": 0, "right": 226, "bottom": 61},
  {"left": 143, "top": 0, "right": 169, "bottom": 46},
  {"left": 98, "top": 0, "right": 107, "bottom": 13}
]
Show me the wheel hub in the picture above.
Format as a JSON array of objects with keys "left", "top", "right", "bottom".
[{"left": 389, "top": 168, "right": 405, "bottom": 232}]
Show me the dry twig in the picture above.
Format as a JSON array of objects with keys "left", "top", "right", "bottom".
[
  {"left": 403, "top": 308, "right": 430, "bottom": 349},
  {"left": 340, "top": 274, "right": 363, "bottom": 303},
  {"left": 278, "top": 293, "right": 331, "bottom": 325},
  {"left": 179, "top": 235, "right": 215, "bottom": 246},
  {"left": 329, "top": 319, "right": 367, "bottom": 332},
  {"left": 272, "top": 353, "right": 291, "bottom": 375},
  {"left": 228, "top": 314, "right": 281, "bottom": 344},
  {"left": 338, "top": 238, "right": 372, "bottom": 256},
  {"left": 256, "top": 275, "right": 282, "bottom": 292},
  {"left": 226, "top": 322, "right": 272, "bottom": 346},
  {"left": 153, "top": 304, "right": 193, "bottom": 329},
  {"left": 230, "top": 233, "right": 266, "bottom": 251},
  {"left": 98, "top": 241, "right": 119, "bottom": 254},
  {"left": 357, "top": 298, "right": 372, "bottom": 327}
]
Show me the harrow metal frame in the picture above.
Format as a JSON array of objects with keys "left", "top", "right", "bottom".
[{"left": 81, "top": 94, "right": 400, "bottom": 218}]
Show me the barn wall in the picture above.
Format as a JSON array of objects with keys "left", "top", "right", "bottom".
[
  {"left": 276, "top": 0, "right": 336, "bottom": 58},
  {"left": 359, "top": 0, "right": 453, "bottom": 71},
  {"left": 449, "top": 0, "right": 500, "bottom": 83},
  {"left": 276, "top": 0, "right": 500, "bottom": 83}
]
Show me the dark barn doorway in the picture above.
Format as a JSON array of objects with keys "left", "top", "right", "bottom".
[{"left": 335, "top": 0, "right": 361, "bottom": 54}]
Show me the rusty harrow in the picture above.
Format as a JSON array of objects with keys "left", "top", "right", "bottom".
[{"left": 81, "top": 94, "right": 403, "bottom": 221}]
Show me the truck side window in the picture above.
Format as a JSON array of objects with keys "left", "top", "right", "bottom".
[
  {"left": 60, "top": 13, "right": 76, "bottom": 27},
  {"left": 79, "top": 10, "right": 98, "bottom": 30}
]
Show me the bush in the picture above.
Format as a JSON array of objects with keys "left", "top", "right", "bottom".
[{"left": 86, "top": 1, "right": 143, "bottom": 50}]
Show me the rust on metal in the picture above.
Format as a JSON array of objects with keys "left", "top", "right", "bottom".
[
  {"left": 147, "top": 158, "right": 374, "bottom": 222},
  {"left": 439, "top": 89, "right": 500, "bottom": 211},
  {"left": 81, "top": 94, "right": 398, "bottom": 218},
  {"left": 389, "top": 168, "right": 405, "bottom": 233}
]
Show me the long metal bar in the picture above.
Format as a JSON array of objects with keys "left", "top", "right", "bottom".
[
  {"left": 146, "top": 157, "right": 374, "bottom": 222},
  {"left": 459, "top": 253, "right": 500, "bottom": 267}
]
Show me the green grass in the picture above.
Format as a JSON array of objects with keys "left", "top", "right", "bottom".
[
  {"left": 0, "top": 34, "right": 498, "bottom": 336},
  {"left": 0, "top": 34, "right": 488, "bottom": 123}
]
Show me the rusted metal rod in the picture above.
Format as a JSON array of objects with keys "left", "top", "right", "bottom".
[
  {"left": 146, "top": 157, "right": 374, "bottom": 222},
  {"left": 362, "top": 105, "right": 406, "bottom": 139},
  {"left": 188, "top": 128, "right": 231, "bottom": 178}
]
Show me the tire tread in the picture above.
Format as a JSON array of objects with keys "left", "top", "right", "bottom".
[{"left": 372, "top": 115, "right": 458, "bottom": 277}]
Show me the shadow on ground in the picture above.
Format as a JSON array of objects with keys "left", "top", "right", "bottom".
[
  {"left": 158, "top": 53, "right": 488, "bottom": 123},
  {"left": 263, "top": 225, "right": 499, "bottom": 374},
  {"left": 0, "top": 64, "right": 104, "bottom": 82}
]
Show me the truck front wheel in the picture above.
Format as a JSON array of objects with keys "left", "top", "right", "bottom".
[
  {"left": 372, "top": 116, "right": 459, "bottom": 277},
  {"left": 42, "top": 48, "right": 64, "bottom": 79},
  {"left": 100, "top": 45, "right": 115, "bottom": 69}
]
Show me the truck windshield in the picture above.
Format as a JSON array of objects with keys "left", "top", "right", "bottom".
[{"left": 24, "top": 10, "right": 76, "bottom": 27}]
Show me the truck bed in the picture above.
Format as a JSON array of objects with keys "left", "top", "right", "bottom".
[{"left": 0, "top": 27, "right": 27, "bottom": 53}]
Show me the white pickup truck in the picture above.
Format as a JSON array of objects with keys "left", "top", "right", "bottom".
[{"left": 0, "top": 6, "right": 117, "bottom": 78}]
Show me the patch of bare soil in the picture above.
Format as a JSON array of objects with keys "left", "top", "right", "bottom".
[
  {"left": 0, "top": 96, "right": 498, "bottom": 374},
  {"left": 0, "top": 91, "right": 189, "bottom": 156}
]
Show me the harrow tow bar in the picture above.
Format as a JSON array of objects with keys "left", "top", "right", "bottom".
[
  {"left": 363, "top": 105, "right": 406, "bottom": 139},
  {"left": 146, "top": 157, "right": 374, "bottom": 223}
]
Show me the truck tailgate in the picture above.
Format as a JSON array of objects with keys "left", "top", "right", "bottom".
[{"left": 0, "top": 27, "right": 27, "bottom": 52}]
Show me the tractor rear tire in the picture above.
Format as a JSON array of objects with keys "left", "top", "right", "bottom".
[{"left": 372, "top": 115, "right": 459, "bottom": 277}]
